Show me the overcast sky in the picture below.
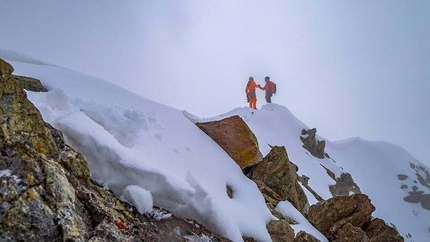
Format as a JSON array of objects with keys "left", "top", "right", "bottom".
[{"left": 1, "top": 1, "right": 429, "bottom": 165}]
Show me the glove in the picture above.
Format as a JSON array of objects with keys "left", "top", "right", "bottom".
[{"left": 247, "top": 97, "right": 250, "bottom": 103}]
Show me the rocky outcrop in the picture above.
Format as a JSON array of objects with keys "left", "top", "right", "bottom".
[
  {"left": 12, "top": 74, "right": 48, "bottom": 92},
  {"left": 300, "top": 128, "right": 328, "bottom": 159},
  {"left": 247, "top": 146, "right": 309, "bottom": 214},
  {"left": 294, "top": 231, "right": 320, "bottom": 242},
  {"left": 266, "top": 219, "right": 295, "bottom": 242},
  {"left": 0, "top": 60, "right": 229, "bottom": 242},
  {"left": 298, "top": 174, "right": 323, "bottom": 202},
  {"left": 0, "top": 67, "right": 59, "bottom": 155},
  {"left": 243, "top": 146, "right": 311, "bottom": 241},
  {"left": 329, "top": 172, "right": 362, "bottom": 196},
  {"left": 0, "top": 58, "right": 14, "bottom": 78},
  {"left": 401, "top": 162, "right": 430, "bottom": 211},
  {"left": 196, "top": 115, "right": 263, "bottom": 169},
  {"left": 306, "top": 194, "right": 403, "bottom": 241},
  {"left": 365, "top": 218, "right": 404, "bottom": 242}
]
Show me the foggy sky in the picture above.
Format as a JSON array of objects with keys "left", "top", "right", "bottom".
[{"left": 1, "top": 1, "right": 429, "bottom": 165}]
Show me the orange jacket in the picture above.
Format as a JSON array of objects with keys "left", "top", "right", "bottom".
[
  {"left": 259, "top": 80, "right": 275, "bottom": 93},
  {"left": 245, "top": 80, "right": 259, "bottom": 94}
]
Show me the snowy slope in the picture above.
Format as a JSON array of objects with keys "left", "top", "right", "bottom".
[
  {"left": 202, "top": 104, "right": 430, "bottom": 242},
  {"left": 2, "top": 50, "right": 429, "bottom": 241},
  {"left": 6, "top": 59, "right": 275, "bottom": 242}
]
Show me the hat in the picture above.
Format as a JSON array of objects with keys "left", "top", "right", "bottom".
[{"left": 265, "top": 76, "right": 270, "bottom": 80}]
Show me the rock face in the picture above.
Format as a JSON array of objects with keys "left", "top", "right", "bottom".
[
  {"left": 0, "top": 60, "right": 229, "bottom": 242},
  {"left": 306, "top": 194, "right": 403, "bottom": 242},
  {"left": 12, "top": 74, "right": 48, "bottom": 92},
  {"left": 247, "top": 146, "right": 309, "bottom": 214},
  {"left": 300, "top": 128, "right": 327, "bottom": 159},
  {"left": 196, "top": 115, "right": 263, "bottom": 169},
  {"left": 0, "top": 67, "right": 59, "bottom": 155},
  {"left": 0, "top": 58, "right": 14, "bottom": 78},
  {"left": 329, "top": 172, "right": 362, "bottom": 196},
  {"left": 365, "top": 218, "right": 405, "bottom": 242},
  {"left": 294, "top": 231, "right": 321, "bottom": 242}
]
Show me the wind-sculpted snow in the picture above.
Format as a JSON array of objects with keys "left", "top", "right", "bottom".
[{"left": 13, "top": 61, "right": 275, "bottom": 242}]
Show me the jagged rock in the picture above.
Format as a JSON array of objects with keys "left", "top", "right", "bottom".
[
  {"left": 253, "top": 179, "right": 283, "bottom": 206},
  {"left": 196, "top": 115, "right": 263, "bottom": 169},
  {"left": 365, "top": 218, "right": 404, "bottom": 242},
  {"left": 244, "top": 221, "right": 295, "bottom": 242},
  {"left": 332, "top": 222, "right": 367, "bottom": 242},
  {"left": 306, "top": 194, "right": 375, "bottom": 239},
  {"left": 0, "top": 68, "right": 59, "bottom": 155},
  {"left": 298, "top": 174, "right": 323, "bottom": 202},
  {"left": 12, "top": 74, "right": 48, "bottom": 92},
  {"left": 306, "top": 194, "right": 403, "bottom": 241},
  {"left": 330, "top": 172, "right": 362, "bottom": 196},
  {"left": 417, "top": 173, "right": 430, "bottom": 188},
  {"left": 397, "top": 174, "right": 408, "bottom": 180},
  {"left": 300, "top": 128, "right": 327, "bottom": 159},
  {"left": 294, "top": 230, "right": 321, "bottom": 242},
  {"left": 403, "top": 191, "right": 424, "bottom": 203},
  {"left": 421, "top": 194, "right": 430, "bottom": 210},
  {"left": 267, "top": 219, "right": 295, "bottom": 242},
  {"left": 0, "top": 63, "right": 230, "bottom": 241},
  {"left": 0, "top": 58, "right": 14, "bottom": 78},
  {"left": 247, "top": 146, "right": 309, "bottom": 213}
]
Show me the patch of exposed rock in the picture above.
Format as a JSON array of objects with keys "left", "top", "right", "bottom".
[
  {"left": 306, "top": 194, "right": 404, "bottom": 241},
  {"left": 300, "top": 128, "right": 328, "bottom": 159},
  {"left": 0, "top": 59, "right": 229, "bottom": 242},
  {"left": 329, "top": 172, "right": 361, "bottom": 196},
  {"left": 12, "top": 74, "right": 48, "bottom": 92},
  {"left": 294, "top": 230, "right": 320, "bottom": 242},
  {"left": 400, "top": 162, "right": 430, "bottom": 211},
  {"left": 196, "top": 115, "right": 263, "bottom": 169},
  {"left": 0, "top": 58, "right": 14, "bottom": 78}
]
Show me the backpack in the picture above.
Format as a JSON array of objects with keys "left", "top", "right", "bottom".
[{"left": 272, "top": 81, "right": 277, "bottom": 94}]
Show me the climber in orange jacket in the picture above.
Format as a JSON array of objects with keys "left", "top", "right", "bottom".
[{"left": 245, "top": 76, "right": 259, "bottom": 109}]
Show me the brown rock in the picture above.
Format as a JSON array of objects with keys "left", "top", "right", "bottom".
[
  {"left": 306, "top": 194, "right": 375, "bottom": 238},
  {"left": 294, "top": 231, "right": 320, "bottom": 242},
  {"left": 253, "top": 180, "right": 283, "bottom": 206},
  {"left": 12, "top": 75, "right": 48, "bottom": 92},
  {"left": 0, "top": 59, "right": 14, "bottom": 78},
  {"left": 403, "top": 191, "right": 424, "bottom": 203},
  {"left": 365, "top": 218, "right": 404, "bottom": 242},
  {"left": 300, "top": 128, "right": 327, "bottom": 159},
  {"left": 248, "top": 146, "right": 309, "bottom": 213},
  {"left": 0, "top": 68, "right": 59, "bottom": 155},
  {"left": 421, "top": 194, "right": 430, "bottom": 211},
  {"left": 196, "top": 115, "right": 263, "bottom": 169},
  {"left": 332, "top": 222, "right": 367, "bottom": 242},
  {"left": 330, "top": 172, "right": 362, "bottom": 196},
  {"left": 397, "top": 174, "right": 408, "bottom": 180},
  {"left": 298, "top": 174, "right": 323, "bottom": 202},
  {"left": 267, "top": 219, "right": 295, "bottom": 242}
]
